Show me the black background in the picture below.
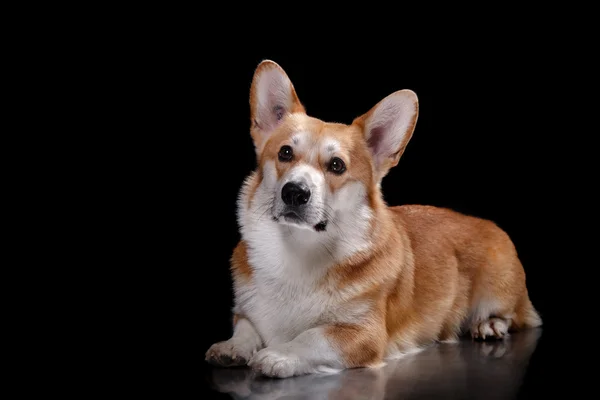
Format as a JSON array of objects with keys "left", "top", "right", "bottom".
[{"left": 109, "top": 34, "right": 583, "bottom": 397}]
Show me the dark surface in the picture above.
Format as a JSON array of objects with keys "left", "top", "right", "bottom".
[{"left": 204, "top": 329, "right": 542, "bottom": 399}]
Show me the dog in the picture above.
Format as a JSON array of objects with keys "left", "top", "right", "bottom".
[{"left": 205, "top": 60, "right": 542, "bottom": 378}]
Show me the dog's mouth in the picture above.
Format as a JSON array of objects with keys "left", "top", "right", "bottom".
[
  {"left": 314, "top": 220, "right": 328, "bottom": 232},
  {"left": 283, "top": 211, "right": 301, "bottom": 221},
  {"left": 274, "top": 212, "right": 328, "bottom": 232}
]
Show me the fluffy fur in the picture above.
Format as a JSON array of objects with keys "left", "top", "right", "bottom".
[{"left": 205, "top": 60, "right": 542, "bottom": 378}]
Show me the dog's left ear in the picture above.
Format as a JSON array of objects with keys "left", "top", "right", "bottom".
[
  {"left": 249, "top": 60, "right": 305, "bottom": 154},
  {"left": 353, "top": 89, "right": 419, "bottom": 181}
]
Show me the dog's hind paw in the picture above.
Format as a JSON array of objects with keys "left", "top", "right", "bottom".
[{"left": 471, "top": 318, "right": 509, "bottom": 340}]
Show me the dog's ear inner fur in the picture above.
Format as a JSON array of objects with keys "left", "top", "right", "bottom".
[
  {"left": 353, "top": 90, "right": 419, "bottom": 182},
  {"left": 249, "top": 60, "right": 305, "bottom": 155}
]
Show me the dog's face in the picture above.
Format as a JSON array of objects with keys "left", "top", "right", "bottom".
[
  {"left": 245, "top": 60, "right": 419, "bottom": 235},
  {"left": 258, "top": 114, "right": 375, "bottom": 232}
]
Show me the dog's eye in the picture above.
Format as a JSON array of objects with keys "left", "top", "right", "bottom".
[
  {"left": 278, "top": 145, "right": 293, "bottom": 162},
  {"left": 329, "top": 157, "right": 346, "bottom": 174}
]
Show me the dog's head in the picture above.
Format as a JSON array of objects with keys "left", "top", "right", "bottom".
[{"left": 244, "top": 60, "right": 418, "bottom": 235}]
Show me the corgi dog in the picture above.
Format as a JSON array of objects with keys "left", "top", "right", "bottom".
[{"left": 205, "top": 60, "right": 542, "bottom": 378}]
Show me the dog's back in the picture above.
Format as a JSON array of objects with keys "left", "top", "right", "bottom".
[{"left": 386, "top": 205, "right": 541, "bottom": 351}]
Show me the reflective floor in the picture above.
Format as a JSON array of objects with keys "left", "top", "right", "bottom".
[{"left": 205, "top": 328, "right": 542, "bottom": 399}]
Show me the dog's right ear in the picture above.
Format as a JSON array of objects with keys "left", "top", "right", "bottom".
[{"left": 249, "top": 60, "right": 305, "bottom": 153}]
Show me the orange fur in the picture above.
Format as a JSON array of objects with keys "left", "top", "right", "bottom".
[{"left": 230, "top": 241, "right": 252, "bottom": 282}]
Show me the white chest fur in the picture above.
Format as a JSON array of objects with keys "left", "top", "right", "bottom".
[{"left": 236, "top": 226, "right": 336, "bottom": 346}]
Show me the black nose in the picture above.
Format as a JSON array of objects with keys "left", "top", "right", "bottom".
[{"left": 281, "top": 182, "right": 311, "bottom": 206}]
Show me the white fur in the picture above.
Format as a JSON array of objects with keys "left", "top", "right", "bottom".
[
  {"left": 468, "top": 298, "right": 514, "bottom": 327},
  {"left": 320, "top": 138, "right": 341, "bottom": 162},
  {"left": 226, "top": 136, "right": 376, "bottom": 377},
  {"left": 248, "top": 327, "right": 344, "bottom": 378},
  {"left": 290, "top": 131, "right": 319, "bottom": 163},
  {"left": 471, "top": 299, "right": 501, "bottom": 323}
]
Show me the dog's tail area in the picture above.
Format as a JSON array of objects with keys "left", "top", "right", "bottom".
[{"left": 513, "top": 292, "right": 542, "bottom": 329}]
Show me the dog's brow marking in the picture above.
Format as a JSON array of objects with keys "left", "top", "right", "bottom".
[
  {"left": 292, "top": 131, "right": 308, "bottom": 147},
  {"left": 321, "top": 139, "right": 341, "bottom": 161},
  {"left": 323, "top": 138, "right": 340, "bottom": 151}
]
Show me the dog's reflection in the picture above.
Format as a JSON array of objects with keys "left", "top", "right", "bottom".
[{"left": 208, "top": 328, "right": 542, "bottom": 400}]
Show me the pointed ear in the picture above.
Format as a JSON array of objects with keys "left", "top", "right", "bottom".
[
  {"left": 249, "top": 60, "right": 305, "bottom": 153},
  {"left": 353, "top": 90, "right": 419, "bottom": 181}
]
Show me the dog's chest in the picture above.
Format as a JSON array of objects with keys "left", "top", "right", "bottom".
[{"left": 241, "top": 252, "right": 334, "bottom": 346}]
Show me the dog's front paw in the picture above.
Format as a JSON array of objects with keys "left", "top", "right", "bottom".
[
  {"left": 205, "top": 340, "right": 257, "bottom": 367},
  {"left": 248, "top": 347, "right": 305, "bottom": 378}
]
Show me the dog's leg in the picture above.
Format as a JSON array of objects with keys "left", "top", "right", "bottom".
[
  {"left": 248, "top": 324, "right": 384, "bottom": 378},
  {"left": 205, "top": 316, "right": 263, "bottom": 367},
  {"left": 469, "top": 292, "right": 541, "bottom": 341}
]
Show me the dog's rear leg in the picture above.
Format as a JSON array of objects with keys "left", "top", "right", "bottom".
[
  {"left": 469, "top": 292, "right": 541, "bottom": 340},
  {"left": 468, "top": 298, "right": 515, "bottom": 341}
]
